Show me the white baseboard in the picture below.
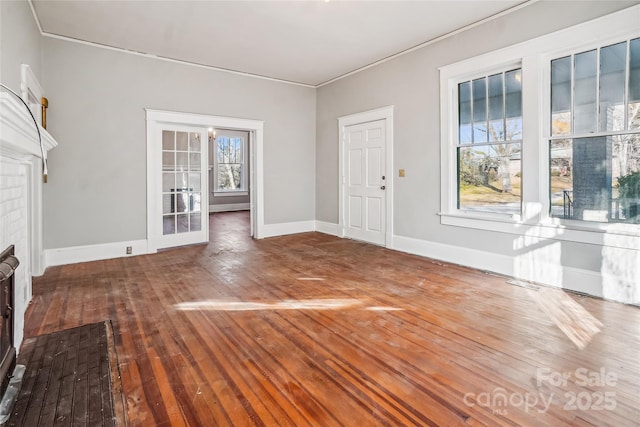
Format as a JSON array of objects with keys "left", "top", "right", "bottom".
[
  {"left": 209, "top": 203, "right": 250, "bottom": 213},
  {"left": 315, "top": 221, "right": 340, "bottom": 237},
  {"left": 45, "top": 239, "right": 151, "bottom": 267},
  {"left": 260, "top": 221, "right": 315, "bottom": 238},
  {"left": 391, "top": 234, "right": 605, "bottom": 299}
]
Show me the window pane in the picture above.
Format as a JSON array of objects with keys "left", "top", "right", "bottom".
[
  {"left": 177, "top": 214, "right": 189, "bottom": 233},
  {"left": 190, "top": 213, "right": 201, "bottom": 232},
  {"left": 176, "top": 152, "right": 188, "bottom": 171},
  {"left": 217, "top": 137, "right": 228, "bottom": 163},
  {"left": 162, "top": 152, "right": 175, "bottom": 171},
  {"left": 191, "top": 192, "right": 201, "bottom": 213},
  {"left": 162, "top": 194, "right": 173, "bottom": 214},
  {"left": 505, "top": 69, "right": 522, "bottom": 141},
  {"left": 550, "top": 134, "right": 640, "bottom": 223},
  {"left": 176, "top": 132, "right": 189, "bottom": 151},
  {"left": 629, "top": 38, "right": 640, "bottom": 130},
  {"left": 233, "top": 138, "right": 243, "bottom": 163},
  {"left": 163, "top": 215, "right": 175, "bottom": 235},
  {"left": 176, "top": 172, "right": 188, "bottom": 190},
  {"left": 472, "top": 78, "right": 487, "bottom": 143},
  {"left": 162, "top": 173, "right": 175, "bottom": 193},
  {"left": 488, "top": 74, "right": 504, "bottom": 142},
  {"left": 189, "top": 173, "right": 201, "bottom": 191},
  {"left": 551, "top": 56, "right": 572, "bottom": 136},
  {"left": 457, "top": 143, "right": 521, "bottom": 214},
  {"left": 574, "top": 50, "right": 597, "bottom": 134},
  {"left": 190, "top": 153, "right": 201, "bottom": 171},
  {"left": 458, "top": 81, "right": 472, "bottom": 144},
  {"left": 162, "top": 131, "right": 174, "bottom": 150},
  {"left": 217, "top": 164, "right": 242, "bottom": 190},
  {"left": 189, "top": 132, "right": 201, "bottom": 152},
  {"left": 599, "top": 42, "right": 626, "bottom": 132},
  {"left": 174, "top": 191, "right": 190, "bottom": 213}
]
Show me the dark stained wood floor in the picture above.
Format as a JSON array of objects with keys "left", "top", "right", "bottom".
[{"left": 25, "top": 212, "right": 640, "bottom": 426}]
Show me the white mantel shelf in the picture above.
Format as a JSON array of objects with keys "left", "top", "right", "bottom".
[{"left": 0, "top": 92, "right": 58, "bottom": 158}]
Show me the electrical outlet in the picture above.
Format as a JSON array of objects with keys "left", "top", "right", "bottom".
[{"left": 126, "top": 246, "right": 132, "bottom": 255}]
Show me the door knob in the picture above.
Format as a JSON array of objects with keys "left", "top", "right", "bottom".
[{"left": 381, "top": 185, "right": 386, "bottom": 190}]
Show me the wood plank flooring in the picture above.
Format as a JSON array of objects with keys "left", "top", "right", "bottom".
[
  {"left": 7, "top": 322, "right": 120, "bottom": 426},
  {"left": 24, "top": 212, "right": 640, "bottom": 426}
]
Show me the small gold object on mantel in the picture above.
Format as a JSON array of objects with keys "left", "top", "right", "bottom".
[{"left": 41, "top": 97, "right": 48, "bottom": 129}]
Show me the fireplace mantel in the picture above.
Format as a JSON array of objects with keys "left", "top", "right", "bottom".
[
  {"left": 0, "top": 90, "right": 58, "bottom": 281},
  {"left": 0, "top": 92, "right": 57, "bottom": 159}
]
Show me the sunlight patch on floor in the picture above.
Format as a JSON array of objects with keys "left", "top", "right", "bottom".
[
  {"left": 529, "top": 288, "right": 603, "bottom": 350},
  {"left": 174, "top": 298, "right": 363, "bottom": 311},
  {"left": 366, "top": 306, "right": 404, "bottom": 312}
]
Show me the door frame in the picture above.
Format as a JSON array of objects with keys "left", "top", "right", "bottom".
[
  {"left": 146, "top": 109, "right": 265, "bottom": 252},
  {"left": 338, "top": 106, "right": 394, "bottom": 247}
]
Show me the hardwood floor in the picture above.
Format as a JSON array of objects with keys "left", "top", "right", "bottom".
[{"left": 26, "top": 212, "right": 640, "bottom": 426}]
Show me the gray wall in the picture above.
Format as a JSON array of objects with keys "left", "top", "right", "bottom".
[
  {"left": 42, "top": 38, "right": 315, "bottom": 249},
  {"left": 316, "top": 1, "right": 639, "bottom": 266},
  {"left": 0, "top": 0, "right": 42, "bottom": 92}
]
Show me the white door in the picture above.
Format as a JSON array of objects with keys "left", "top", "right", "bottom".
[
  {"left": 343, "top": 120, "right": 386, "bottom": 245},
  {"left": 148, "top": 123, "right": 208, "bottom": 250}
]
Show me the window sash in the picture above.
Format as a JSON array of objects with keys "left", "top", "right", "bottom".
[{"left": 213, "top": 135, "right": 247, "bottom": 193}]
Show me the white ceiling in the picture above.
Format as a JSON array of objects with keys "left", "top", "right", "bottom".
[{"left": 32, "top": 0, "right": 528, "bottom": 86}]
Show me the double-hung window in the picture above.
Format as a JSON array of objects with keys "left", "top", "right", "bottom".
[
  {"left": 457, "top": 69, "right": 522, "bottom": 214},
  {"left": 212, "top": 131, "right": 248, "bottom": 195},
  {"left": 549, "top": 38, "right": 640, "bottom": 223},
  {"left": 441, "top": 5, "right": 640, "bottom": 240}
]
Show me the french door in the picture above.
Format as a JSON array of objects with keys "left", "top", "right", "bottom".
[{"left": 147, "top": 119, "right": 208, "bottom": 251}]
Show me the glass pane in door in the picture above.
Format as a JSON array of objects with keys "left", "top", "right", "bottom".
[{"left": 162, "top": 130, "right": 203, "bottom": 235}]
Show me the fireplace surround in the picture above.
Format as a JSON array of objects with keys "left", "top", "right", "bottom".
[
  {"left": 0, "top": 65, "right": 58, "bottom": 356},
  {"left": 0, "top": 246, "right": 17, "bottom": 399}
]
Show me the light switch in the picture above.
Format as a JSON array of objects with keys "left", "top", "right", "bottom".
[{"left": 399, "top": 169, "right": 405, "bottom": 177}]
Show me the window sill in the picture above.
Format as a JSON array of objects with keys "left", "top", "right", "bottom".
[
  {"left": 213, "top": 191, "right": 249, "bottom": 197},
  {"left": 439, "top": 211, "right": 640, "bottom": 251}
]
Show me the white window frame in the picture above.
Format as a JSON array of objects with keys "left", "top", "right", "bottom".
[
  {"left": 439, "top": 5, "right": 640, "bottom": 250},
  {"left": 212, "top": 130, "right": 249, "bottom": 197}
]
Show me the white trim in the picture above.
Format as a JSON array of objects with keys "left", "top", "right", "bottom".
[
  {"left": 146, "top": 109, "right": 265, "bottom": 244},
  {"left": 338, "top": 106, "right": 394, "bottom": 246},
  {"left": 146, "top": 119, "right": 209, "bottom": 251},
  {"left": 212, "top": 130, "right": 249, "bottom": 195},
  {"left": 209, "top": 203, "right": 250, "bottom": 213},
  {"left": 439, "top": 5, "right": 640, "bottom": 244},
  {"left": 315, "top": 221, "right": 340, "bottom": 237},
  {"left": 391, "top": 234, "right": 606, "bottom": 299},
  {"left": 45, "top": 239, "right": 151, "bottom": 267},
  {"left": 316, "top": 0, "right": 539, "bottom": 87},
  {"left": 260, "top": 221, "right": 315, "bottom": 238},
  {"left": 0, "top": 93, "right": 57, "bottom": 159},
  {"left": 27, "top": 0, "right": 44, "bottom": 34},
  {"left": 20, "top": 64, "right": 44, "bottom": 128},
  {"left": 440, "top": 213, "right": 640, "bottom": 251},
  {"left": 0, "top": 92, "right": 58, "bottom": 277},
  {"left": 213, "top": 191, "right": 249, "bottom": 197},
  {"left": 37, "top": 33, "right": 314, "bottom": 89}
]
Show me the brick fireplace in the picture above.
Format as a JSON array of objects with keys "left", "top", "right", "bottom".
[{"left": 0, "top": 83, "right": 58, "bottom": 360}]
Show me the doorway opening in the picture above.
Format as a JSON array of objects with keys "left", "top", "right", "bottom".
[
  {"left": 207, "top": 127, "right": 253, "bottom": 242},
  {"left": 146, "top": 109, "right": 265, "bottom": 253}
]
